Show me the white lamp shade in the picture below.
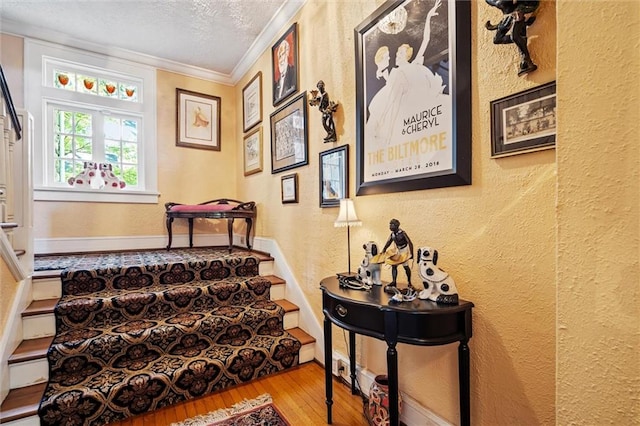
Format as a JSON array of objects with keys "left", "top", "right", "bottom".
[{"left": 334, "top": 199, "right": 362, "bottom": 228}]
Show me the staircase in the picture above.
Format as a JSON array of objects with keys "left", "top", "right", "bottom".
[{"left": 0, "top": 250, "right": 315, "bottom": 425}]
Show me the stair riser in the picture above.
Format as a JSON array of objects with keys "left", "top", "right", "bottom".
[
  {"left": 22, "top": 315, "right": 56, "bottom": 340},
  {"left": 2, "top": 416, "right": 40, "bottom": 426},
  {"left": 9, "top": 359, "right": 48, "bottom": 390},
  {"left": 32, "top": 277, "right": 62, "bottom": 300}
]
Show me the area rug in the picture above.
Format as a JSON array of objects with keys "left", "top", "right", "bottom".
[{"left": 171, "top": 393, "right": 290, "bottom": 426}]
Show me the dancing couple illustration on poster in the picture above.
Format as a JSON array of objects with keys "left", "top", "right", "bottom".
[{"left": 363, "top": 0, "right": 453, "bottom": 183}]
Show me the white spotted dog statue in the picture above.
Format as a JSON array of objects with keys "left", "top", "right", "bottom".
[
  {"left": 417, "top": 246, "right": 459, "bottom": 304},
  {"left": 67, "top": 161, "right": 98, "bottom": 188},
  {"left": 99, "top": 163, "right": 126, "bottom": 189},
  {"left": 357, "top": 241, "right": 382, "bottom": 286}
]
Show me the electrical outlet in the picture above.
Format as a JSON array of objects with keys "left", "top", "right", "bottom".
[{"left": 337, "top": 360, "right": 346, "bottom": 374}]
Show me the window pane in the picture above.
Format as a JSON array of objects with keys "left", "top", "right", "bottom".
[
  {"left": 122, "top": 143, "right": 138, "bottom": 163},
  {"left": 122, "top": 165, "right": 138, "bottom": 186},
  {"left": 74, "top": 112, "right": 92, "bottom": 135},
  {"left": 54, "top": 70, "right": 75, "bottom": 90},
  {"left": 120, "top": 83, "right": 138, "bottom": 101},
  {"left": 100, "top": 79, "right": 118, "bottom": 98},
  {"left": 105, "top": 140, "right": 121, "bottom": 162},
  {"left": 55, "top": 109, "right": 73, "bottom": 134},
  {"left": 77, "top": 75, "right": 97, "bottom": 95},
  {"left": 122, "top": 119, "right": 138, "bottom": 142},
  {"left": 75, "top": 137, "right": 92, "bottom": 158},
  {"left": 104, "top": 117, "right": 121, "bottom": 140}
]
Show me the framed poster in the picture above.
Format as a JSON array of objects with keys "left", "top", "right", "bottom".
[
  {"left": 176, "top": 88, "right": 221, "bottom": 151},
  {"left": 270, "top": 92, "right": 308, "bottom": 174},
  {"left": 354, "top": 0, "right": 471, "bottom": 195},
  {"left": 242, "top": 71, "right": 262, "bottom": 132},
  {"left": 319, "top": 145, "right": 348, "bottom": 208},
  {"left": 490, "top": 81, "right": 556, "bottom": 158},
  {"left": 272, "top": 23, "right": 299, "bottom": 106},
  {"left": 243, "top": 127, "right": 263, "bottom": 176},
  {"left": 281, "top": 173, "right": 298, "bottom": 203}
]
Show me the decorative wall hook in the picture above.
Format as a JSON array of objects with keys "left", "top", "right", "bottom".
[
  {"left": 309, "top": 80, "right": 339, "bottom": 142},
  {"left": 485, "top": 0, "right": 540, "bottom": 76}
]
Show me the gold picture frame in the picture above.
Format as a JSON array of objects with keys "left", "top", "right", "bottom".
[
  {"left": 243, "top": 127, "right": 263, "bottom": 176},
  {"left": 242, "top": 71, "right": 263, "bottom": 132}
]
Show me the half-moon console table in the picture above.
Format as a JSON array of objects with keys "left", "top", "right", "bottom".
[
  {"left": 320, "top": 275, "right": 474, "bottom": 426},
  {"left": 165, "top": 199, "right": 256, "bottom": 252}
]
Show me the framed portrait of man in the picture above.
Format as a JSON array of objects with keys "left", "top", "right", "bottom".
[{"left": 272, "top": 23, "right": 299, "bottom": 107}]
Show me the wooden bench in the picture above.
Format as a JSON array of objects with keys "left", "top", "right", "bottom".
[{"left": 165, "top": 198, "right": 256, "bottom": 251}]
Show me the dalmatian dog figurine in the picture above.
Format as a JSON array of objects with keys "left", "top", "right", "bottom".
[
  {"left": 417, "top": 246, "right": 459, "bottom": 304},
  {"left": 99, "top": 163, "right": 126, "bottom": 189},
  {"left": 357, "top": 241, "right": 382, "bottom": 286},
  {"left": 67, "top": 161, "right": 98, "bottom": 188}
]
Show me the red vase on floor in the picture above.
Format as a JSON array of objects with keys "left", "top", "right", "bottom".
[{"left": 368, "top": 375, "right": 402, "bottom": 425}]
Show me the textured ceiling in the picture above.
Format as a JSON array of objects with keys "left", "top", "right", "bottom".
[{"left": 0, "top": 0, "right": 304, "bottom": 81}]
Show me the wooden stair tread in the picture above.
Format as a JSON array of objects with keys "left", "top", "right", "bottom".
[
  {"left": 9, "top": 336, "right": 53, "bottom": 364},
  {"left": 23, "top": 298, "right": 57, "bottom": 316},
  {"left": 288, "top": 327, "right": 316, "bottom": 345},
  {"left": 274, "top": 299, "right": 298, "bottom": 312},
  {"left": 0, "top": 382, "right": 45, "bottom": 423},
  {"left": 33, "top": 270, "right": 63, "bottom": 279},
  {"left": 264, "top": 274, "right": 285, "bottom": 285}
]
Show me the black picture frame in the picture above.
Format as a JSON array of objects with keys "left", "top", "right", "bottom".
[
  {"left": 354, "top": 0, "right": 471, "bottom": 195},
  {"left": 0, "top": 65, "right": 22, "bottom": 141},
  {"left": 281, "top": 173, "right": 298, "bottom": 203},
  {"left": 272, "top": 23, "right": 299, "bottom": 107},
  {"left": 490, "top": 81, "right": 556, "bottom": 158},
  {"left": 319, "top": 145, "right": 349, "bottom": 208},
  {"left": 270, "top": 92, "right": 308, "bottom": 174}
]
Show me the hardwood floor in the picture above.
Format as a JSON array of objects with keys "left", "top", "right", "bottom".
[{"left": 108, "top": 361, "right": 369, "bottom": 425}]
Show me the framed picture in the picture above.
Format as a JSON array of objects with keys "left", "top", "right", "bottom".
[
  {"left": 490, "top": 81, "right": 557, "bottom": 158},
  {"left": 354, "top": 0, "right": 471, "bottom": 195},
  {"left": 243, "top": 127, "right": 263, "bottom": 176},
  {"left": 281, "top": 173, "right": 298, "bottom": 203},
  {"left": 270, "top": 92, "right": 308, "bottom": 174},
  {"left": 272, "top": 23, "right": 298, "bottom": 106},
  {"left": 176, "top": 88, "right": 221, "bottom": 151},
  {"left": 0, "top": 65, "right": 22, "bottom": 141},
  {"left": 242, "top": 71, "right": 262, "bottom": 132},
  {"left": 319, "top": 145, "right": 349, "bottom": 208}
]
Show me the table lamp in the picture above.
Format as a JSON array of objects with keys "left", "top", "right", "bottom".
[{"left": 334, "top": 198, "right": 362, "bottom": 276}]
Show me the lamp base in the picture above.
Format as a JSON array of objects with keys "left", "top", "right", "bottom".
[{"left": 336, "top": 272, "right": 358, "bottom": 279}]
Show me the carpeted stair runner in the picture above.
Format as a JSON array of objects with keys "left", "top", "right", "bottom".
[{"left": 37, "top": 248, "right": 301, "bottom": 426}]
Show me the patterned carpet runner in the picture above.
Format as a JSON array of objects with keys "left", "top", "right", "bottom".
[{"left": 36, "top": 248, "right": 301, "bottom": 426}]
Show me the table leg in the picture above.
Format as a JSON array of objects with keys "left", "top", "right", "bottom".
[
  {"left": 227, "top": 218, "right": 234, "bottom": 252},
  {"left": 245, "top": 218, "right": 252, "bottom": 249},
  {"left": 459, "top": 340, "right": 470, "bottom": 426},
  {"left": 324, "top": 316, "right": 333, "bottom": 424},
  {"left": 349, "top": 331, "right": 357, "bottom": 395},
  {"left": 188, "top": 218, "right": 194, "bottom": 248},
  {"left": 384, "top": 311, "right": 400, "bottom": 426},
  {"left": 166, "top": 215, "right": 174, "bottom": 249}
]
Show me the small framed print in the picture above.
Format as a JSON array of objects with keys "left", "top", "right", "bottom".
[
  {"left": 243, "top": 127, "right": 263, "bottom": 176},
  {"left": 490, "top": 81, "right": 557, "bottom": 158},
  {"left": 272, "top": 23, "right": 298, "bottom": 106},
  {"left": 319, "top": 145, "right": 348, "bottom": 208},
  {"left": 270, "top": 92, "right": 308, "bottom": 174},
  {"left": 242, "top": 71, "right": 262, "bottom": 132},
  {"left": 281, "top": 173, "right": 298, "bottom": 204},
  {"left": 176, "top": 88, "right": 221, "bottom": 151}
]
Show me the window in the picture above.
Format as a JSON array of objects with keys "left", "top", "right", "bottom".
[{"left": 25, "top": 39, "right": 158, "bottom": 203}]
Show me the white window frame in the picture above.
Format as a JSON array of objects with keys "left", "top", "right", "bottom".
[{"left": 25, "top": 39, "right": 159, "bottom": 203}]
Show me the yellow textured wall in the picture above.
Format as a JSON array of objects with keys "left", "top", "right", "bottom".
[
  {"left": 556, "top": 0, "right": 640, "bottom": 424},
  {"left": 31, "top": 72, "right": 238, "bottom": 239},
  {"left": 0, "top": 258, "right": 17, "bottom": 334},
  {"left": 236, "top": 1, "right": 557, "bottom": 424}
]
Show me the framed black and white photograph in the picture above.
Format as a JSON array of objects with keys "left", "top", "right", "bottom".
[
  {"left": 354, "top": 0, "right": 471, "bottom": 195},
  {"left": 272, "top": 23, "right": 298, "bottom": 106},
  {"left": 270, "top": 92, "right": 308, "bottom": 174},
  {"left": 490, "top": 81, "right": 556, "bottom": 158},
  {"left": 319, "top": 145, "right": 348, "bottom": 208},
  {"left": 243, "top": 127, "right": 263, "bottom": 176},
  {"left": 242, "top": 71, "right": 262, "bottom": 132},
  {"left": 176, "top": 88, "right": 221, "bottom": 151},
  {"left": 281, "top": 173, "right": 298, "bottom": 203}
]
